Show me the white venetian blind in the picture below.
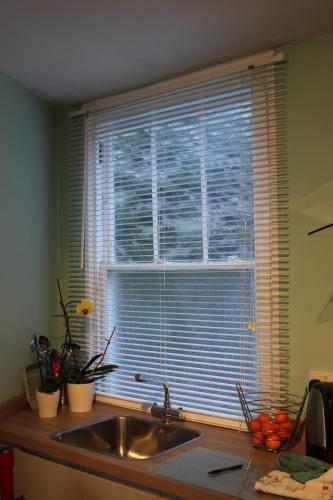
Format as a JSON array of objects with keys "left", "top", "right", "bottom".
[{"left": 67, "top": 58, "right": 289, "bottom": 423}]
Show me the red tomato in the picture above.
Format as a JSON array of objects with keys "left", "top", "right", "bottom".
[
  {"left": 252, "top": 431, "right": 264, "bottom": 440},
  {"left": 265, "top": 434, "right": 281, "bottom": 450},
  {"left": 280, "top": 421, "right": 293, "bottom": 431},
  {"left": 248, "top": 419, "right": 262, "bottom": 432},
  {"left": 262, "top": 422, "right": 279, "bottom": 436},
  {"left": 275, "top": 409, "right": 289, "bottom": 423},
  {"left": 258, "top": 413, "right": 271, "bottom": 423},
  {"left": 278, "top": 430, "right": 291, "bottom": 441},
  {"left": 252, "top": 432, "right": 264, "bottom": 446}
]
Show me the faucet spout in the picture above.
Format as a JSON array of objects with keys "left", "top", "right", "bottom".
[
  {"left": 134, "top": 373, "right": 183, "bottom": 424},
  {"left": 162, "top": 381, "right": 171, "bottom": 413}
]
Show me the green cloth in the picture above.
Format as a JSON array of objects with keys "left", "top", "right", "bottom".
[{"left": 277, "top": 452, "right": 329, "bottom": 483}]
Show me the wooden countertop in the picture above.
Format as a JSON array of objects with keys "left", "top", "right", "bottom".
[{"left": 0, "top": 402, "right": 304, "bottom": 500}]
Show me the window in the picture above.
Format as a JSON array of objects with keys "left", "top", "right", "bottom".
[{"left": 67, "top": 54, "right": 288, "bottom": 427}]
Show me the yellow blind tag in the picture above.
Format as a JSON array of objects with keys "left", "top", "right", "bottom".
[{"left": 247, "top": 321, "right": 256, "bottom": 332}]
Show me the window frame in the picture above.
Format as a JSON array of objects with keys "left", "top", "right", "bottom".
[{"left": 71, "top": 53, "right": 288, "bottom": 430}]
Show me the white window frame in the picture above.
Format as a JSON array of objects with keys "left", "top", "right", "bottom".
[{"left": 77, "top": 50, "right": 287, "bottom": 430}]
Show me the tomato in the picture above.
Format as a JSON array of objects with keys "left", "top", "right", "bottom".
[
  {"left": 257, "top": 413, "right": 271, "bottom": 423},
  {"left": 278, "top": 430, "right": 291, "bottom": 441},
  {"left": 279, "top": 421, "right": 293, "bottom": 431},
  {"left": 262, "top": 422, "right": 280, "bottom": 436},
  {"left": 252, "top": 432, "right": 264, "bottom": 446},
  {"left": 248, "top": 419, "right": 262, "bottom": 432},
  {"left": 275, "top": 409, "right": 289, "bottom": 423},
  {"left": 265, "top": 434, "right": 282, "bottom": 450}
]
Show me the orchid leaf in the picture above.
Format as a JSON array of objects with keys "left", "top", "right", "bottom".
[
  {"left": 81, "top": 353, "right": 103, "bottom": 374},
  {"left": 84, "top": 364, "right": 118, "bottom": 375}
]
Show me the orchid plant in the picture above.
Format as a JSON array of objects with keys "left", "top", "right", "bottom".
[{"left": 30, "top": 280, "right": 118, "bottom": 391}]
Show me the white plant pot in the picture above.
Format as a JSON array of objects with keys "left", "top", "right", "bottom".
[
  {"left": 36, "top": 389, "right": 60, "bottom": 418},
  {"left": 67, "top": 382, "right": 95, "bottom": 413}
]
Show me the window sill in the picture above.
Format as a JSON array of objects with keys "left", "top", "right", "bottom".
[{"left": 96, "top": 394, "right": 248, "bottom": 431}]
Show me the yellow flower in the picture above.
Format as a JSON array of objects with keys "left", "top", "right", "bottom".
[{"left": 76, "top": 299, "right": 95, "bottom": 316}]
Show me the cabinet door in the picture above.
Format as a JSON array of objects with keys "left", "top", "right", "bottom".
[
  {"left": 14, "top": 449, "right": 81, "bottom": 500},
  {"left": 82, "top": 471, "right": 160, "bottom": 500}
]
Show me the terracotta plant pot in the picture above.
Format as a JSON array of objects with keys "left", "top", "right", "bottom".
[
  {"left": 67, "top": 381, "right": 95, "bottom": 412},
  {"left": 36, "top": 389, "right": 60, "bottom": 418}
]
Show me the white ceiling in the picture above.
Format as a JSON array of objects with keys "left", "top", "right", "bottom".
[{"left": 0, "top": 0, "right": 332, "bottom": 105}]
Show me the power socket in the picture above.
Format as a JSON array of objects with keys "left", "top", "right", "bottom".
[{"left": 309, "top": 370, "right": 333, "bottom": 382}]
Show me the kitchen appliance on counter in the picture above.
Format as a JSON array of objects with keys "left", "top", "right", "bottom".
[{"left": 306, "top": 380, "right": 333, "bottom": 462}]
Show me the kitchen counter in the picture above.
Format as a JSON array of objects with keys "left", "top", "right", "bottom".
[{"left": 0, "top": 402, "right": 304, "bottom": 500}]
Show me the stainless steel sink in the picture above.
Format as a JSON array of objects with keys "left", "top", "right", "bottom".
[{"left": 53, "top": 415, "right": 202, "bottom": 460}]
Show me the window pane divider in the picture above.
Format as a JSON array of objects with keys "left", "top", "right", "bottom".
[
  {"left": 151, "top": 124, "right": 159, "bottom": 263},
  {"left": 106, "top": 261, "right": 255, "bottom": 271},
  {"left": 199, "top": 111, "right": 209, "bottom": 262}
]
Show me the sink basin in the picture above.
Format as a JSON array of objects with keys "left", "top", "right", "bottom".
[{"left": 53, "top": 415, "right": 202, "bottom": 460}]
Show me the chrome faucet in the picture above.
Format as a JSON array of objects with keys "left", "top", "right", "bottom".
[{"left": 134, "top": 373, "right": 183, "bottom": 424}]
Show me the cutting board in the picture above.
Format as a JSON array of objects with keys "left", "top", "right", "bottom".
[{"left": 149, "top": 446, "right": 250, "bottom": 497}]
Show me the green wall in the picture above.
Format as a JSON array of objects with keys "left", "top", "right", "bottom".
[
  {"left": 288, "top": 33, "right": 333, "bottom": 393},
  {"left": 0, "top": 71, "right": 55, "bottom": 402}
]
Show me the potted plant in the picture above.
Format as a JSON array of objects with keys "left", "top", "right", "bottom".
[
  {"left": 29, "top": 335, "right": 65, "bottom": 418},
  {"left": 66, "top": 347, "right": 116, "bottom": 412},
  {"left": 54, "top": 280, "right": 118, "bottom": 412}
]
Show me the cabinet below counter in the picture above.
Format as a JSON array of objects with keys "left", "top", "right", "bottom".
[
  {"left": 14, "top": 449, "right": 163, "bottom": 500},
  {"left": 0, "top": 402, "right": 304, "bottom": 500}
]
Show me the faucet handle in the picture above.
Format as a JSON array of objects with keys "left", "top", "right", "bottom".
[{"left": 151, "top": 403, "right": 184, "bottom": 423}]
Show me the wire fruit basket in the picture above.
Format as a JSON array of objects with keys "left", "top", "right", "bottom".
[{"left": 236, "top": 383, "right": 308, "bottom": 452}]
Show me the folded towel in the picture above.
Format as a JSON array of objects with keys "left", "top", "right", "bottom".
[
  {"left": 255, "top": 467, "right": 333, "bottom": 499},
  {"left": 278, "top": 453, "right": 329, "bottom": 483}
]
